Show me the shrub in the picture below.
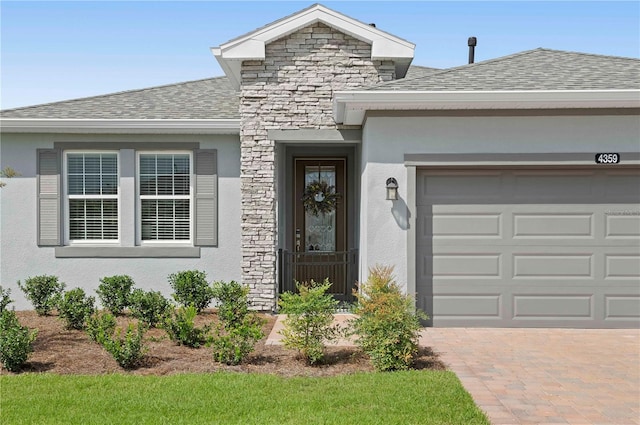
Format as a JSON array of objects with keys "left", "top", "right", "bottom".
[
  {"left": 0, "top": 285, "right": 13, "bottom": 313},
  {"left": 86, "top": 311, "right": 117, "bottom": 343},
  {"left": 0, "top": 309, "right": 38, "bottom": 372},
  {"left": 168, "top": 270, "right": 214, "bottom": 312},
  {"left": 350, "top": 265, "right": 426, "bottom": 372},
  {"left": 101, "top": 323, "right": 147, "bottom": 369},
  {"left": 57, "top": 288, "right": 96, "bottom": 330},
  {"left": 96, "top": 275, "right": 135, "bottom": 315},
  {"left": 163, "top": 305, "right": 211, "bottom": 348},
  {"left": 210, "top": 281, "right": 265, "bottom": 365},
  {"left": 278, "top": 279, "right": 340, "bottom": 365},
  {"left": 129, "top": 289, "right": 172, "bottom": 328},
  {"left": 17, "top": 275, "right": 65, "bottom": 315}
]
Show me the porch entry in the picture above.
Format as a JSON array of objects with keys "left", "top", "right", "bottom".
[{"left": 278, "top": 157, "right": 357, "bottom": 301}]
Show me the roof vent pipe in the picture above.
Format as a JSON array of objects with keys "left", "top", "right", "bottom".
[{"left": 468, "top": 36, "right": 477, "bottom": 64}]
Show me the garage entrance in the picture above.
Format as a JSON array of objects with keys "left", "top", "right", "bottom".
[{"left": 416, "top": 168, "right": 640, "bottom": 327}]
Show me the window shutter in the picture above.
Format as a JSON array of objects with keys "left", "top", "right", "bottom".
[
  {"left": 37, "top": 149, "right": 61, "bottom": 246},
  {"left": 194, "top": 149, "right": 217, "bottom": 246}
]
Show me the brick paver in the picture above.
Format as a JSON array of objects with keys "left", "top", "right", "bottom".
[{"left": 419, "top": 328, "right": 640, "bottom": 425}]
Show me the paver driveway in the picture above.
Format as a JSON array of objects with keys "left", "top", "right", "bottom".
[{"left": 420, "top": 328, "right": 640, "bottom": 425}]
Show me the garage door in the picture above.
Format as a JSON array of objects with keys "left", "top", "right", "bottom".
[{"left": 416, "top": 168, "right": 640, "bottom": 328}]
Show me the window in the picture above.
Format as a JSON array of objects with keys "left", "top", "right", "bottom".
[
  {"left": 138, "top": 152, "right": 192, "bottom": 242},
  {"left": 38, "top": 146, "right": 217, "bottom": 253},
  {"left": 66, "top": 152, "right": 119, "bottom": 242}
]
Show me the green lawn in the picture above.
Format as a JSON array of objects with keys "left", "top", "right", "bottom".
[{"left": 1, "top": 371, "right": 489, "bottom": 424}]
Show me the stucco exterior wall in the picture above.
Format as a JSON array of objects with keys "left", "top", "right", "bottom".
[
  {"left": 0, "top": 133, "right": 242, "bottom": 310},
  {"left": 359, "top": 114, "right": 640, "bottom": 292},
  {"left": 238, "top": 22, "right": 395, "bottom": 310}
]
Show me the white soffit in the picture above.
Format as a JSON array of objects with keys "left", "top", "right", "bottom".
[
  {"left": 211, "top": 4, "right": 415, "bottom": 89},
  {"left": 333, "top": 90, "right": 640, "bottom": 125}
]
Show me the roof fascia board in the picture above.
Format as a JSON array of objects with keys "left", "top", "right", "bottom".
[
  {"left": 333, "top": 90, "right": 640, "bottom": 124},
  {"left": 0, "top": 119, "right": 241, "bottom": 135}
]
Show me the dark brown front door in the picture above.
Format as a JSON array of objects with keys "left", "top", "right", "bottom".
[{"left": 290, "top": 158, "right": 351, "bottom": 298}]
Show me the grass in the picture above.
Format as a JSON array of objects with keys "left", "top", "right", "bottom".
[{"left": 0, "top": 371, "right": 489, "bottom": 425}]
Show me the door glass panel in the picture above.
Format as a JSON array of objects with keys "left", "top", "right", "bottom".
[{"left": 305, "top": 165, "right": 336, "bottom": 252}]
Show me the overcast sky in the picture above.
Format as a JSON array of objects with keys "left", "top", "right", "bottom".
[{"left": 1, "top": 1, "right": 638, "bottom": 109}]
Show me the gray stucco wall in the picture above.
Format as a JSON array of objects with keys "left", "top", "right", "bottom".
[
  {"left": 359, "top": 113, "right": 640, "bottom": 293},
  {"left": 0, "top": 133, "right": 242, "bottom": 310}
]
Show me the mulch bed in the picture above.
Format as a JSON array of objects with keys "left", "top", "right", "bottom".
[{"left": 4, "top": 310, "right": 446, "bottom": 376}]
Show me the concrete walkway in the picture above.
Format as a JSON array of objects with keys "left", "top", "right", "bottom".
[
  {"left": 268, "top": 320, "right": 640, "bottom": 424},
  {"left": 420, "top": 328, "right": 640, "bottom": 425}
]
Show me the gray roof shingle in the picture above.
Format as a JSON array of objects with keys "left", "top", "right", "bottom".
[
  {"left": 2, "top": 49, "right": 637, "bottom": 121},
  {"left": 0, "top": 76, "right": 240, "bottom": 119},
  {"left": 365, "top": 48, "right": 640, "bottom": 91}
]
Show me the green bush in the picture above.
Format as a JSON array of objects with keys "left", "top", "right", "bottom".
[
  {"left": 168, "top": 270, "right": 214, "bottom": 312},
  {"left": 86, "top": 311, "right": 117, "bottom": 343},
  {"left": 57, "top": 288, "right": 96, "bottom": 330},
  {"left": 129, "top": 289, "right": 172, "bottom": 328},
  {"left": 96, "top": 275, "right": 135, "bottom": 315},
  {"left": 351, "top": 265, "right": 426, "bottom": 372},
  {"left": 163, "top": 305, "right": 211, "bottom": 348},
  {"left": 17, "top": 275, "right": 65, "bottom": 315},
  {"left": 0, "top": 309, "right": 38, "bottom": 372},
  {"left": 210, "top": 281, "right": 265, "bottom": 365},
  {"left": 278, "top": 279, "right": 340, "bottom": 365},
  {"left": 101, "top": 323, "right": 147, "bottom": 369},
  {"left": 0, "top": 285, "right": 13, "bottom": 313}
]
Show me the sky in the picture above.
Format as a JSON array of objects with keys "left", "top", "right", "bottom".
[{"left": 1, "top": 1, "right": 639, "bottom": 110}]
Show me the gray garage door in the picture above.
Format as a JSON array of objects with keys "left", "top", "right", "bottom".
[{"left": 416, "top": 168, "right": 640, "bottom": 328}]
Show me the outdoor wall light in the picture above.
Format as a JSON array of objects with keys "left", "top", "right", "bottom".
[{"left": 386, "top": 177, "right": 398, "bottom": 200}]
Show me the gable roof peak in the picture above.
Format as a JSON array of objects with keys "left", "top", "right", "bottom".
[{"left": 211, "top": 3, "right": 415, "bottom": 89}]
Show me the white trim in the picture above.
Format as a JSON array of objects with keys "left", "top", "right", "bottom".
[
  {"left": 0, "top": 119, "right": 240, "bottom": 134},
  {"left": 333, "top": 90, "right": 640, "bottom": 125},
  {"left": 212, "top": 4, "right": 415, "bottom": 89}
]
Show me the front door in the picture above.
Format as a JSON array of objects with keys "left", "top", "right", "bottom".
[{"left": 287, "top": 157, "right": 353, "bottom": 299}]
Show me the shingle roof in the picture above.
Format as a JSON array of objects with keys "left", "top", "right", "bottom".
[
  {"left": 365, "top": 48, "right": 640, "bottom": 91},
  {"left": 2, "top": 50, "right": 637, "bottom": 121},
  {"left": 0, "top": 76, "right": 239, "bottom": 119}
]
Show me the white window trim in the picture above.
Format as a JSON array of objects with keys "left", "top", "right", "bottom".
[
  {"left": 136, "top": 150, "right": 194, "bottom": 246},
  {"left": 63, "top": 150, "right": 121, "bottom": 245}
]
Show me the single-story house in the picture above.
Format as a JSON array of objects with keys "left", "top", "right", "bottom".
[{"left": 1, "top": 4, "right": 639, "bottom": 327}]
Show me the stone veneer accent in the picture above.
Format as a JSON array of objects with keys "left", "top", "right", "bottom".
[{"left": 239, "top": 23, "right": 396, "bottom": 310}]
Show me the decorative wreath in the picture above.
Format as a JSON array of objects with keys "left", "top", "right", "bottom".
[{"left": 302, "top": 180, "right": 340, "bottom": 216}]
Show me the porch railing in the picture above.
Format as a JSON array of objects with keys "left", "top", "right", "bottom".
[{"left": 278, "top": 249, "right": 358, "bottom": 300}]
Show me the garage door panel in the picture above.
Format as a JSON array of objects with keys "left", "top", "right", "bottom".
[
  {"left": 512, "top": 295, "right": 594, "bottom": 319},
  {"left": 605, "top": 255, "right": 640, "bottom": 278},
  {"left": 604, "top": 295, "right": 640, "bottom": 320},
  {"left": 513, "top": 254, "right": 593, "bottom": 278},
  {"left": 606, "top": 214, "right": 640, "bottom": 237},
  {"left": 416, "top": 167, "right": 640, "bottom": 328}
]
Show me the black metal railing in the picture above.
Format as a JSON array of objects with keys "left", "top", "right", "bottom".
[{"left": 278, "top": 249, "right": 358, "bottom": 301}]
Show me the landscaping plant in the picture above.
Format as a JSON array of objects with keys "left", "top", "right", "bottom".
[
  {"left": 100, "top": 323, "right": 147, "bottom": 369},
  {"left": 86, "top": 311, "right": 117, "bottom": 343},
  {"left": 0, "top": 285, "right": 12, "bottom": 313},
  {"left": 163, "top": 305, "right": 211, "bottom": 348},
  {"left": 278, "top": 279, "right": 340, "bottom": 365},
  {"left": 57, "top": 288, "right": 96, "bottom": 330},
  {"left": 350, "top": 265, "right": 426, "bottom": 371},
  {"left": 96, "top": 275, "right": 135, "bottom": 315},
  {"left": 128, "top": 289, "right": 172, "bottom": 328},
  {"left": 0, "top": 305, "right": 38, "bottom": 372},
  {"left": 17, "top": 275, "right": 65, "bottom": 315},
  {"left": 210, "top": 281, "right": 265, "bottom": 365},
  {"left": 168, "top": 270, "right": 214, "bottom": 312}
]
